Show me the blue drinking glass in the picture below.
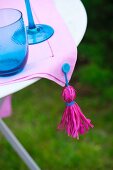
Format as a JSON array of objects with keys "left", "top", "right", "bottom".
[
  {"left": 0, "top": 8, "right": 28, "bottom": 76},
  {"left": 24, "top": 0, "right": 54, "bottom": 45}
]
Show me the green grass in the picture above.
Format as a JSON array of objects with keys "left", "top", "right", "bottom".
[
  {"left": 0, "top": 79, "right": 113, "bottom": 170},
  {"left": 0, "top": 0, "right": 112, "bottom": 169}
]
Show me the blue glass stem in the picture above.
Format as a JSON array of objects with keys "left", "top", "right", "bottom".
[
  {"left": 24, "top": 0, "right": 54, "bottom": 45},
  {"left": 24, "top": 0, "right": 36, "bottom": 29}
]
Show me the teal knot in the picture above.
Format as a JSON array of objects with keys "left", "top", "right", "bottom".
[{"left": 66, "top": 101, "right": 75, "bottom": 106}]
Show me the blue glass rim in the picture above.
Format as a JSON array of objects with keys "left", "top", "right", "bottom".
[{"left": 0, "top": 8, "right": 23, "bottom": 29}]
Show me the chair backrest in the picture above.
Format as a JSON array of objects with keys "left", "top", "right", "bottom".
[{"left": 0, "top": 96, "right": 12, "bottom": 118}]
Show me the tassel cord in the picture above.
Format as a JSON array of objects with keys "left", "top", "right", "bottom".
[
  {"left": 72, "top": 105, "right": 81, "bottom": 131},
  {"left": 64, "top": 72, "right": 69, "bottom": 87},
  {"left": 71, "top": 106, "right": 79, "bottom": 138}
]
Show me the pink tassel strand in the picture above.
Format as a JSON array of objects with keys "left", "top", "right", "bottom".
[{"left": 58, "top": 85, "right": 94, "bottom": 139}]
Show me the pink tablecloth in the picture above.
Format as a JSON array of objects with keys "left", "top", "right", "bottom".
[
  {"left": 0, "top": 0, "right": 77, "bottom": 118},
  {"left": 0, "top": 0, "right": 77, "bottom": 86}
]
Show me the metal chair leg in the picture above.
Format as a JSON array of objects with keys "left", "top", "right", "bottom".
[{"left": 0, "top": 118, "right": 41, "bottom": 170}]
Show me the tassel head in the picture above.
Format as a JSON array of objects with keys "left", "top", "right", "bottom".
[{"left": 62, "top": 85, "right": 76, "bottom": 103}]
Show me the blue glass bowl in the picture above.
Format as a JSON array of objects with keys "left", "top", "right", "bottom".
[{"left": 0, "top": 8, "right": 28, "bottom": 76}]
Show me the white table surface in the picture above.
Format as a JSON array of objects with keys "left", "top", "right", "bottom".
[{"left": 0, "top": 0, "right": 87, "bottom": 99}]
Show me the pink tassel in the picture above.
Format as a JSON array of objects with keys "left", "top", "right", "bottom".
[{"left": 58, "top": 85, "right": 94, "bottom": 139}]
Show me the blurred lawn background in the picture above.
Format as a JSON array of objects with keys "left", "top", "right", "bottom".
[{"left": 0, "top": 0, "right": 113, "bottom": 169}]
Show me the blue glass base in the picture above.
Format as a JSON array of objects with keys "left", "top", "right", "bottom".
[
  {"left": 0, "top": 53, "right": 28, "bottom": 77},
  {"left": 26, "top": 24, "right": 54, "bottom": 45},
  {"left": 0, "top": 66, "right": 24, "bottom": 77}
]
